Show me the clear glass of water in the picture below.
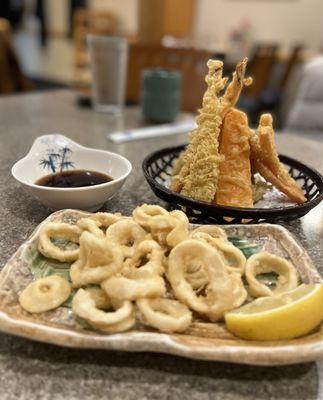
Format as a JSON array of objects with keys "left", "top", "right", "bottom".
[{"left": 87, "top": 35, "right": 128, "bottom": 114}]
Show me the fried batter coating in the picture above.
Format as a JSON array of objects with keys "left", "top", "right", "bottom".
[
  {"left": 215, "top": 109, "right": 253, "bottom": 208},
  {"left": 189, "top": 232, "right": 246, "bottom": 275},
  {"left": 250, "top": 114, "right": 306, "bottom": 204},
  {"left": 38, "top": 222, "right": 82, "bottom": 262},
  {"left": 168, "top": 240, "right": 247, "bottom": 321},
  {"left": 72, "top": 288, "right": 135, "bottom": 333},
  {"left": 122, "top": 239, "right": 165, "bottom": 277},
  {"left": 132, "top": 204, "right": 168, "bottom": 228},
  {"left": 137, "top": 298, "right": 192, "bottom": 333},
  {"left": 70, "top": 231, "right": 123, "bottom": 287},
  {"left": 171, "top": 58, "right": 251, "bottom": 201},
  {"left": 102, "top": 274, "right": 166, "bottom": 301},
  {"left": 245, "top": 252, "right": 299, "bottom": 297},
  {"left": 170, "top": 60, "right": 225, "bottom": 199},
  {"left": 220, "top": 58, "right": 252, "bottom": 118},
  {"left": 106, "top": 219, "right": 146, "bottom": 258},
  {"left": 190, "top": 225, "right": 227, "bottom": 240},
  {"left": 19, "top": 275, "right": 71, "bottom": 313}
]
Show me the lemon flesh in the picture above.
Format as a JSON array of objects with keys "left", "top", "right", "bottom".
[{"left": 225, "top": 284, "right": 323, "bottom": 341}]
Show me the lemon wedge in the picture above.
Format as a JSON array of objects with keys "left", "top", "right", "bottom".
[{"left": 225, "top": 284, "right": 323, "bottom": 341}]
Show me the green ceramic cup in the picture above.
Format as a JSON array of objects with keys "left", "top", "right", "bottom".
[{"left": 140, "top": 69, "right": 182, "bottom": 123}]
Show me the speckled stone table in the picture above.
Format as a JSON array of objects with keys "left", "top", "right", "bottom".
[{"left": 0, "top": 90, "right": 322, "bottom": 400}]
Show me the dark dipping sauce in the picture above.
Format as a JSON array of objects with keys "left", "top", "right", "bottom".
[{"left": 35, "top": 170, "right": 113, "bottom": 188}]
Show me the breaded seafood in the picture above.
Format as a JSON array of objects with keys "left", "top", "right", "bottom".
[
  {"left": 171, "top": 58, "right": 251, "bottom": 202},
  {"left": 215, "top": 109, "right": 253, "bottom": 208},
  {"left": 250, "top": 114, "right": 306, "bottom": 204}
]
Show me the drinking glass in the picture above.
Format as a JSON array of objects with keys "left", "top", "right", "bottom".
[{"left": 87, "top": 35, "right": 128, "bottom": 114}]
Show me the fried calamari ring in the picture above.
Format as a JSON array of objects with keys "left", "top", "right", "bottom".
[
  {"left": 185, "top": 262, "right": 209, "bottom": 290},
  {"left": 77, "top": 218, "right": 105, "bottom": 238},
  {"left": 167, "top": 210, "right": 189, "bottom": 247},
  {"left": 181, "top": 250, "right": 209, "bottom": 290},
  {"left": 106, "top": 219, "right": 146, "bottom": 258},
  {"left": 72, "top": 288, "right": 135, "bottom": 332},
  {"left": 124, "top": 240, "right": 165, "bottom": 277},
  {"left": 19, "top": 275, "right": 71, "bottom": 313},
  {"left": 38, "top": 222, "right": 82, "bottom": 262},
  {"left": 230, "top": 273, "right": 248, "bottom": 307},
  {"left": 70, "top": 231, "right": 123, "bottom": 287},
  {"left": 148, "top": 211, "right": 189, "bottom": 248},
  {"left": 186, "top": 270, "right": 209, "bottom": 290},
  {"left": 77, "top": 212, "right": 125, "bottom": 238},
  {"left": 84, "top": 287, "right": 111, "bottom": 309},
  {"left": 190, "top": 225, "right": 227, "bottom": 240},
  {"left": 89, "top": 212, "right": 124, "bottom": 228},
  {"left": 190, "top": 232, "right": 246, "bottom": 274},
  {"left": 168, "top": 240, "right": 244, "bottom": 321},
  {"left": 245, "top": 252, "right": 299, "bottom": 297},
  {"left": 102, "top": 274, "right": 166, "bottom": 301},
  {"left": 136, "top": 298, "right": 192, "bottom": 333},
  {"left": 213, "top": 239, "right": 246, "bottom": 274},
  {"left": 133, "top": 204, "right": 168, "bottom": 228}
]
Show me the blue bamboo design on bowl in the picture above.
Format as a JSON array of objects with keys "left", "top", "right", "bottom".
[{"left": 40, "top": 146, "right": 74, "bottom": 173}]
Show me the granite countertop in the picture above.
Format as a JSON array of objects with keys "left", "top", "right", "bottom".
[{"left": 0, "top": 90, "right": 322, "bottom": 400}]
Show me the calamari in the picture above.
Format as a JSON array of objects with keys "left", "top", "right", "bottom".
[
  {"left": 190, "top": 225, "right": 227, "bottom": 240},
  {"left": 136, "top": 298, "right": 192, "bottom": 333},
  {"left": 77, "top": 213, "right": 126, "bottom": 239},
  {"left": 147, "top": 210, "right": 189, "bottom": 248},
  {"left": 84, "top": 287, "right": 111, "bottom": 309},
  {"left": 190, "top": 232, "right": 246, "bottom": 275},
  {"left": 167, "top": 239, "right": 247, "bottom": 321},
  {"left": 102, "top": 273, "right": 166, "bottom": 301},
  {"left": 245, "top": 252, "right": 299, "bottom": 297},
  {"left": 77, "top": 217, "right": 105, "bottom": 238},
  {"left": 132, "top": 204, "right": 168, "bottom": 228},
  {"left": 123, "top": 239, "right": 165, "bottom": 277},
  {"left": 19, "top": 275, "right": 71, "bottom": 313},
  {"left": 38, "top": 222, "right": 82, "bottom": 262},
  {"left": 106, "top": 219, "right": 146, "bottom": 258},
  {"left": 72, "top": 288, "right": 135, "bottom": 332},
  {"left": 89, "top": 212, "right": 124, "bottom": 228},
  {"left": 70, "top": 231, "right": 123, "bottom": 287}
]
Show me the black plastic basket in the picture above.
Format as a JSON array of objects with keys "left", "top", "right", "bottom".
[{"left": 142, "top": 144, "right": 323, "bottom": 224}]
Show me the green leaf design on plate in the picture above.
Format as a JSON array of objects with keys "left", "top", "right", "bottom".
[
  {"left": 24, "top": 243, "right": 73, "bottom": 307},
  {"left": 256, "top": 272, "right": 278, "bottom": 288},
  {"left": 51, "top": 237, "right": 78, "bottom": 251},
  {"left": 23, "top": 241, "right": 101, "bottom": 308},
  {"left": 228, "top": 236, "right": 260, "bottom": 259},
  {"left": 229, "top": 237, "right": 278, "bottom": 288}
]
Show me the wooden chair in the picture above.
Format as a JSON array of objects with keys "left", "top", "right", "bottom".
[
  {"left": 258, "top": 45, "right": 304, "bottom": 126},
  {"left": 126, "top": 44, "right": 214, "bottom": 112},
  {"left": 245, "top": 44, "right": 279, "bottom": 96},
  {"left": 279, "top": 45, "right": 303, "bottom": 90},
  {"left": 73, "top": 9, "right": 119, "bottom": 93},
  {"left": 237, "top": 43, "right": 279, "bottom": 123},
  {"left": 0, "top": 18, "right": 30, "bottom": 94}
]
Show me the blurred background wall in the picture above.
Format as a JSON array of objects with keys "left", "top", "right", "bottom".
[
  {"left": 44, "top": 0, "right": 322, "bottom": 50},
  {"left": 0, "top": 0, "right": 322, "bottom": 130},
  {"left": 194, "top": 0, "right": 322, "bottom": 50}
]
